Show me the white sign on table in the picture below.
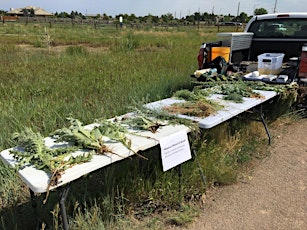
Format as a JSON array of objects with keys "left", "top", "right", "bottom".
[{"left": 159, "top": 130, "right": 192, "bottom": 172}]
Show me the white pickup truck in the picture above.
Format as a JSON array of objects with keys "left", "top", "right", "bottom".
[
  {"left": 197, "top": 12, "right": 307, "bottom": 83},
  {"left": 241, "top": 12, "right": 307, "bottom": 62}
]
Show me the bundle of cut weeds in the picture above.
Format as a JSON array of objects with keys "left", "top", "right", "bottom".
[
  {"left": 163, "top": 100, "right": 217, "bottom": 117},
  {"left": 162, "top": 89, "right": 222, "bottom": 117}
]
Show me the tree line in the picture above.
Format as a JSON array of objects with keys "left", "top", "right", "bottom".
[{"left": 0, "top": 7, "right": 268, "bottom": 24}]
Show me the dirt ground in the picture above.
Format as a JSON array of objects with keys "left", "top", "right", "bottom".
[{"left": 169, "top": 118, "right": 307, "bottom": 230}]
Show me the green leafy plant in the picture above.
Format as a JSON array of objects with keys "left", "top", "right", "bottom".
[
  {"left": 9, "top": 127, "right": 92, "bottom": 203},
  {"left": 52, "top": 118, "right": 109, "bottom": 154},
  {"left": 10, "top": 127, "right": 88, "bottom": 173},
  {"left": 119, "top": 112, "right": 166, "bottom": 134},
  {"left": 53, "top": 118, "right": 147, "bottom": 159}
]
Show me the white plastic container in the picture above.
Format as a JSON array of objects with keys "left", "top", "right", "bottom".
[{"left": 257, "top": 53, "right": 285, "bottom": 75}]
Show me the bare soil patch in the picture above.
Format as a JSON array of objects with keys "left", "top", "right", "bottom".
[{"left": 17, "top": 43, "right": 109, "bottom": 54}]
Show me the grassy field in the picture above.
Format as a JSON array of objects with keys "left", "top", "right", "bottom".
[{"left": 0, "top": 22, "right": 296, "bottom": 229}]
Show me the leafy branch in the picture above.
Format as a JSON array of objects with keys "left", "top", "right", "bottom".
[
  {"left": 10, "top": 127, "right": 92, "bottom": 203},
  {"left": 10, "top": 127, "right": 88, "bottom": 173},
  {"left": 53, "top": 118, "right": 147, "bottom": 160}
]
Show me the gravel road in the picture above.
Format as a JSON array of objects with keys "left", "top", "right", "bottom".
[{"left": 170, "top": 119, "right": 307, "bottom": 230}]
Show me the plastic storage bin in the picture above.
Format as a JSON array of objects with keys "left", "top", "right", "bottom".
[{"left": 257, "top": 53, "right": 285, "bottom": 75}]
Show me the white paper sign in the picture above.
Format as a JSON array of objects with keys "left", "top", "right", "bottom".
[{"left": 159, "top": 130, "right": 191, "bottom": 172}]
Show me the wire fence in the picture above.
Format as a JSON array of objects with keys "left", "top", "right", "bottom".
[{"left": 1, "top": 16, "right": 237, "bottom": 31}]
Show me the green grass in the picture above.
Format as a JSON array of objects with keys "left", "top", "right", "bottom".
[
  {"left": 0, "top": 22, "right": 295, "bottom": 229},
  {"left": 0, "top": 27, "right": 198, "bottom": 146}
]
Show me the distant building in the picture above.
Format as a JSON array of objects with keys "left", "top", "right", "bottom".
[{"left": 7, "top": 6, "right": 53, "bottom": 17}]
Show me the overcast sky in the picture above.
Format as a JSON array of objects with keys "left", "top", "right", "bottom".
[{"left": 1, "top": 0, "right": 306, "bottom": 17}]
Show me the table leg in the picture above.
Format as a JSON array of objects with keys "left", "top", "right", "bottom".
[
  {"left": 59, "top": 185, "right": 70, "bottom": 230},
  {"left": 29, "top": 186, "right": 70, "bottom": 230},
  {"left": 255, "top": 105, "right": 271, "bottom": 145},
  {"left": 176, "top": 164, "right": 185, "bottom": 210},
  {"left": 259, "top": 106, "right": 271, "bottom": 145},
  {"left": 177, "top": 164, "right": 182, "bottom": 202},
  {"left": 29, "top": 189, "right": 40, "bottom": 228},
  {"left": 193, "top": 149, "right": 206, "bottom": 185}
]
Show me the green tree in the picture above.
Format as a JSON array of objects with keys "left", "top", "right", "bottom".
[
  {"left": 151, "top": 15, "right": 159, "bottom": 23},
  {"left": 70, "top": 11, "right": 75, "bottom": 19},
  {"left": 238, "top": 12, "right": 249, "bottom": 23},
  {"left": 185, "top": 15, "right": 195, "bottom": 23},
  {"left": 127, "top": 13, "right": 137, "bottom": 22},
  {"left": 22, "top": 8, "right": 29, "bottom": 17},
  {"left": 102, "top": 13, "right": 110, "bottom": 20},
  {"left": 0, "top": 10, "right": 7, "bottom": 15},
  {"left": 123, "top": 13, "right": 129, "bottom": 20},
  {"left": 29, "top": 8, "right": 35, "bottom": 17},
  {"left": 161, "top": 13, "right": 174, "bottom": 23},
  {"left": 194, "top": 12, "right": 201, "bottom": 22},
  {"left": 254, "top": 8, "right": 268, "bottom": 15}
]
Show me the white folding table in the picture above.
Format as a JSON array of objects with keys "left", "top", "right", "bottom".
[
  {"left": 0, "top": 89, "right": 277, "bottom": 229},
  {"left": 145, "top": 90, "right": 277, "bottom": 142},
  {"left": 145, "top": 90, "right": 277, "bottom": 129},
  {"left": 0, "top": 123, "right": 190, "bottom": 229},
  {"left": 0, "top": 89, "right": 274, "bottom": 193},
  {"left": 0, "top": 124, "right": 190, "bottom": 193}
]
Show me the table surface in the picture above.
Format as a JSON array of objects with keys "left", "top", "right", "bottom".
[
  {"left": 145, "top": 90, "right": 277, "bottom": 129},
  {"left": 0, "top": 123, "right": 190, "bottom": 193},
  {"left": 0, "top": 90, "right": 277, "bottom": 193}
]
